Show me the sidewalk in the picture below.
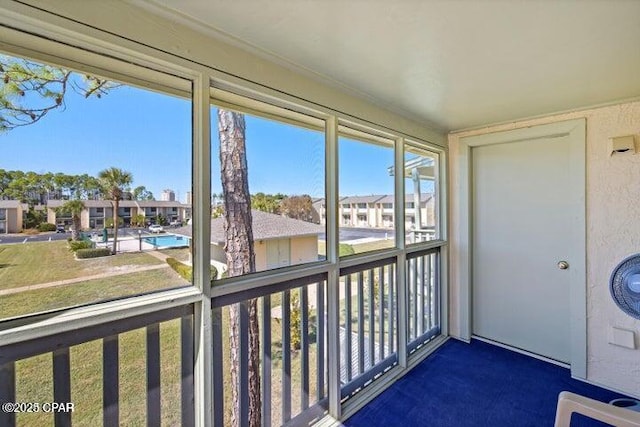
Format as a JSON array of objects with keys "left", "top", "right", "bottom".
[{"left": 0, "top": 263, "right": 170, "bottom": 296}]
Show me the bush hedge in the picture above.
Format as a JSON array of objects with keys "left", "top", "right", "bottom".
[
  {"left": 76, "top": 248, "right": 111, "bottom": 259},
  {"left": 339, "top": 243, "right": 355, "bottom": 257},
  {"left": 166, "top": 257, "right": 217, "bottom": 284},
  {"left": 68, "top": 240, "right": 94, "bottom": 252},
  {"left": 37, "top": 222, "right": 57, "bottom": 232}
]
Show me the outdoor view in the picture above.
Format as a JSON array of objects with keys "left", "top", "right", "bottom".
[
  {"left": 404, "top": 145, "right": 439, "bottom": 244},
  {"left": 0, "top": 50, "right": 440, "bottom": 426},
  {"left": 0, "top": 53, "right": 193, "bottom": 322},
  {"left": 338, "top": 133, "right": 396, "bottom": 254}
]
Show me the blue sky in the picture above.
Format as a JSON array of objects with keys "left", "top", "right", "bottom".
[{"left": 1, "top": 69, "right": 412, "bottom": 201}]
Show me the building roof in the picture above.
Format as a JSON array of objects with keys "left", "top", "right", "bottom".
[
  {"left": 45, "top": 200, "right": 188, "bottom": 209},
  {"left": 174, "top": 209, "right": 324, "bottom": 244},
  {"left": 135, "top": 200, "right": 186, "bottom": 208},
  {"left": 405, "top": 193, "right": 433, "bottom": 203},
  {"left": 339, "top": 195, "right": 386, "bottom": 204}
]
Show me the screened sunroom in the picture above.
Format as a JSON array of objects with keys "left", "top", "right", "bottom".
[{"left": 0, "top": 1, "right": 639, "bottom": 426}]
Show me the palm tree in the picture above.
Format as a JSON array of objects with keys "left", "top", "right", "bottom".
[
  {"left": 57, "top": 199, "right": 85, "bottom": 241},
  {"left": 98, "top": 167, "right": 133, "bottom": 255}
]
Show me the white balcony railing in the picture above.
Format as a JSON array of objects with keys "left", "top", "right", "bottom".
[
  {"left": 0, "top": 303, "right": 196, "bottom": 427},
  {"left": 0, "top": 247, "right": 442, "bottom": 426}
]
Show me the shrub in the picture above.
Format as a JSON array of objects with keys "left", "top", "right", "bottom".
[
  {"left": 339, "top": 243, "right": 355, "bottom": 257},
  {"left": 166, "top": 257, "right": 193, "bottom": 282},
  {"left": 290, "top": 289, "right": 302, "bottom": 350},
  {"left": 37, "top": 222, "right": 57, "bottom": 232},
  {"left": 105, "top": 217, "right": 124, "bottom": 229},
  {"left": 166, "top": 257, "right": 217, "bottom": 284},
  {"left": 68, "top": 240, "right": 93, "bottom": 252},
  {"left": 76, "top": 248, "right": 111, "bottom": 259}
]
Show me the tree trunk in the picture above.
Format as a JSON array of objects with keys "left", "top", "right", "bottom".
[
  {"left": 218, "top": 109, "right": 261, "bottom": 427},
  {"left": 72, "top": 215, "right": 81, "bottom": 241},
  {"left": 112, "top": 199, "right": 119, "bottom": 255}
]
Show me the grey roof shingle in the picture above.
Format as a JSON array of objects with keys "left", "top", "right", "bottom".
[
  {"left": 45, "top": 200, "right": 187, "bottom": 208},
  {"left": 174, "top": 209, "right": 323, "bottom": 244},
  {"left": 135, "top": 200, "right": 186, "bottom": 208},
  {"left": 339, "top": 195, "right": 386, "bottom": 204}
]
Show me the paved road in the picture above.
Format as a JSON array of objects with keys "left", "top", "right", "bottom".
[
  {"left": 0, "top": 227, "right": 156, "bottom": 245},
  {"left": 0, "top": 232, "right": 70, "bottom": 244}
]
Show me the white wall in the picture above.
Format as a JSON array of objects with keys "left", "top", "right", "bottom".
[
  {"left": 449, "top": 100, "right": 640, "bottom": 397},
  {"left": 290, "top": 235, "right": 320, "bottom": 265}
]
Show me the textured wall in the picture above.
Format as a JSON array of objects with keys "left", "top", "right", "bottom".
[{"left": 448, "top": 101, "right": 640, "bottom": 397}]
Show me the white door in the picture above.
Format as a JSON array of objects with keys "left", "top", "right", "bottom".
[
  {"left": 471, "top": 125, "right": 584, "bottom": 364},
  {"left": 266, "top": 239, "right": 290, "bottom": 269}
]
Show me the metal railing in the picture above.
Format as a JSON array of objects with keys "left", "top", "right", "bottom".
[
  {"left": 339, "top": 258, "right": 398, "bottom": 400},
  {"left": 407, "top": 248, "right": 440, "bottom": 355},
  {"left": 211, "top": 274, "right": 329, "bottom": 427},
  {"left": 0, "top": 247, "right": 441, "bottom": 427},
  {"left": 0, "top": 305, "right": 195, "bottom": 427}
]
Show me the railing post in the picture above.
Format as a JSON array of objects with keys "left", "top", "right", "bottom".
[
  {"left": 316, "top": 281, "right": 326, "bottom": 401},
  {"left": 397, "top": 253, "right": 407, "bottom": 368},
  {"left": 260, "top": 297, "right": 272, "bottom": 427},
  {"left": 181, "top": 315, "right": 195, "bottom": 427},
  {"left": 211, "top": 306, "right": 224, "bottom": 427},
  {"left": 281, "top": 291, "right": 292, "bottom": 422},
  {"left": 103, "top": 335, "right": 119, "bottom": 427},
  {"left": 0, "top": 362, "right": 16, "bottom": 427},
  {"left": 301, "top": 286, "right": 310, "bottom": 410},
  {"left": 52, "top": 348, "right": 72, "bottom": 427},
  {"left": 146, "top": 324, "right": 161, "bottom": 427}
]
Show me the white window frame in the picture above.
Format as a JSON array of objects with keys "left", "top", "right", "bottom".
[{"left": 0, "top": 12, "right": 449, "bottom": 425}]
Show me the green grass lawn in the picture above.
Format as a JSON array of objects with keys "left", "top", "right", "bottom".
[
  {"left": 0, "top": 268, "right": 189, "bottom": 319},
  {"left": 0, "top": 240, "right": 162, "bottom": 290},
  {"left": 159, "top": 247, "right": 191, "bottom": 262},
  {"left": 318, "top": 239, "right": 395, "bottom": 258},
  {"left": 15, "top": 318, "right": 183, "bottom": 427},
  {"left": 6, "top": 241, "right": 327, "bottom": 425},
  {"left": 351, "top": 239, "right": 395, "bottom": 253},
  {"left": 15, "top": 301, "right": 319, "bottom": 427}
]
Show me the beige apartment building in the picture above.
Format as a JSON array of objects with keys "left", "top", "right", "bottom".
[
  {"left": 313, "top": 193, "right": 435, "bottom": 231},
  {"left": 0, "top": 200, "right": 25, "bottom": 234},
  {"left": 46, "top": 199, "right": 191, "bottom": 229}
]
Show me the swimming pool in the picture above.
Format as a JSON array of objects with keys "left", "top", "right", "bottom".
[{"left": 143, "top": 234, "right": 190, "bottom": 248}]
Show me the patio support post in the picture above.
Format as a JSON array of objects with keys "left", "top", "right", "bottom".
[
  {"left": 192, "top": 72, "right": 213, "bottom": 427},
  {"left": 325, "top": 115, "right": 341, "bottom": 419},
  {"left": 395, "top": 137, "right": 408, "bottom": 368}
]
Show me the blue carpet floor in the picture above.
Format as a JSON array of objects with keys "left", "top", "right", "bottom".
[{"left": 344, "top": 339, "right": 629, "bottom": 427}]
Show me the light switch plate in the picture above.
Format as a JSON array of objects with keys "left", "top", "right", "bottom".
[{"left": 609, "top": 326, "right": 636, "bottom": 349}]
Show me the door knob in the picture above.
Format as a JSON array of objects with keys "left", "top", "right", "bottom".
[{"left": 558, "top": 261, "right": 569, "bottom": 270}]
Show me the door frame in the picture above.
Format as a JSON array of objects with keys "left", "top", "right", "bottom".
[{"left": 456, "top": 118, "right": 586, "bottom": 379}]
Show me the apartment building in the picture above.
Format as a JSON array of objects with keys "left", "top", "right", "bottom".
[
  {"left": 313, "top": 193, "right": 435, "bottom": 230},
  {"left": 0, "top": 200, "right": 24, "bottom": 234},
  {"left": 46, "top": 199, "right": 191, "bottom": 229}
]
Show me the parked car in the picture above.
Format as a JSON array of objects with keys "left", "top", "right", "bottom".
[
  {"left": 149, "top": 224, "right": 164, "bottom": 233},
  {"left": 56, "top": 225, "right": 66, "bottom": 233},
  {"left": 169, "top": 220, "right": 182, "bottom": 227}
]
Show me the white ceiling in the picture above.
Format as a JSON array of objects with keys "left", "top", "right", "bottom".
[{"left": 138, "top": 0, "right": 640, "bottom": 131}]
